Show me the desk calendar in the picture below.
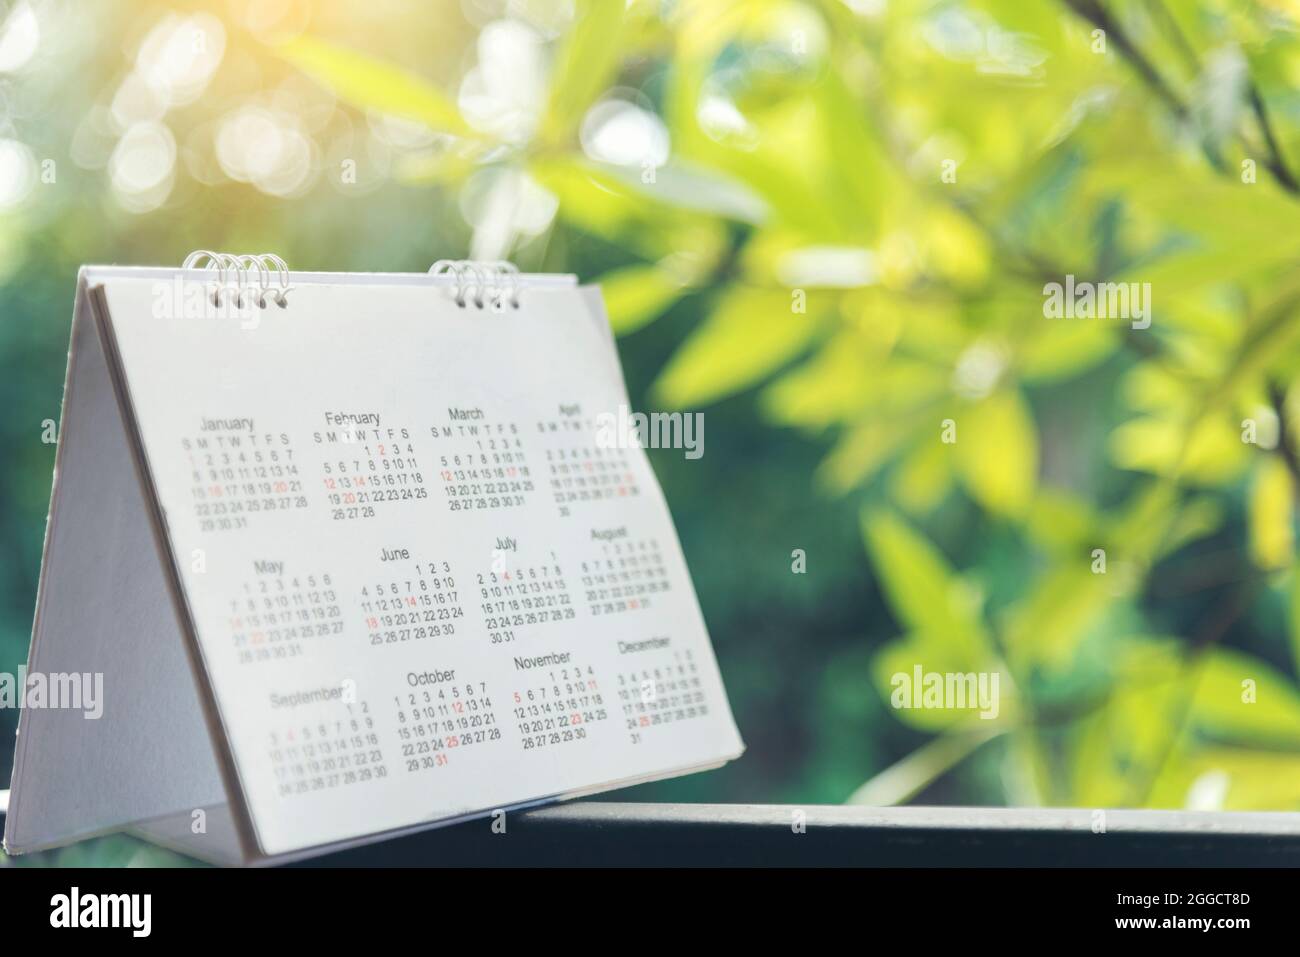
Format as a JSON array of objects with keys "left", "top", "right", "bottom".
[{"left": 3, "top": 255, "right": 744, "bottom": 865}]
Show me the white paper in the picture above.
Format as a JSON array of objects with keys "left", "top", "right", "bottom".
[
  {"left": 95, "top": 274, "right": 744, "bottom": 856},
  {"left": 3, "top": 278, "right": 227, "bottom": 856}
]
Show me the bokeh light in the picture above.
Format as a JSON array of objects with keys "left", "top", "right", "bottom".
[
  {"left": 0, "top": 137, "right": 36, "bottom": 209},
  {"left": 0, "top": 1, "right": 39, "bottom": 74}
]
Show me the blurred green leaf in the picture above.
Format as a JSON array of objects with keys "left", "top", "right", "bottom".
[
  {"left": 861, "top": 507, "right": 992, "bottom": 668},
  {"left": 1110, "top": 413, "right": 1249, "bottom": 484},
  {"left": 596, "top": 263, "right": 688, "bottom": 335},
  {"left": 540, "top": 0, "right": 633, "bottom": 145},
  {"left": 1025, "top": 488, "right": 1101, "bottom": 554},
  {"left": 1071, "top": 639, "right": 1184, "bottom": 806},
  {"left": 595, "top": 161, "right": 769, "bottom": 224},
  {"left": 891, "top": 439, "right": 955, "bottom": 515},
  {"left": 846, "top": 726, "right": 1002, "bottom": 806},
  {"left": 1178, "top": 749, "right": 1300, "bottom": 810},
  {"left": 530, "top": 156, "right": 717, "bottom": 260},
  {"left": 1290, "top": 569, "right": 1300, "bottom": 679},
  {"left": 1001, "top": 562, "right": 1114, "bottom": 673},
  {"left": 274, "top": 35, "right": 470, "bottom": 135},
  {"left": 818, "top": 416, "right": 917, "bottom": 493},
  {"left": 1247, "top": 455, "right": 1293, "bottom": 570},
  {"left": 1018, "top": 320, "right": 1120, "bottom": 383},
  {"left": 954, "top": 389, "right": 1038, "bottom": 518},
  {"left": 760, "top": 326, "right": 895, "bottom": 430},
  {"left": 653, "top": 286, "right": 821, "bottom": 407},
  {"left": 1189, "top": 647, "right": 1300, "bottom": 747}
]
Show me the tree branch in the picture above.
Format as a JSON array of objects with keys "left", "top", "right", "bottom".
[
  {"left": 1268, "top": 381, "right": 1300, "bottom": 490},
  {"left": 1247, "top": 85, "right": 1300, "bottom": 195},
  {"left": 1062, "top": 0, "right": 1190, "bottom": 120}
]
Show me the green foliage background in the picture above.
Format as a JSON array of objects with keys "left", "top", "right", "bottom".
[{"left": 5, "top": 0, "right": 1300, "bottom": 864}]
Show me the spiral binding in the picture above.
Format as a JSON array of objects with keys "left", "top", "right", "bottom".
[
  {"left": 179, "top": 253, "right": 522, "bottom": 310},
  {"left": 429, "top": 260, "right": 521, "bottom": 310},
  {"left": 182, "top": 250, "right": 293, "bottom": 309}
]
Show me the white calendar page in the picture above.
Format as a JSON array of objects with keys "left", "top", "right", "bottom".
[{"left": 94, "top": 273, "right": 744, "bottom": 857}]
